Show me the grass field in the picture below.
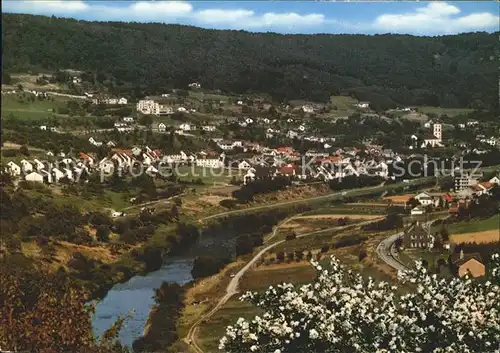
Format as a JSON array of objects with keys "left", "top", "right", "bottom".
[
  {"left": 417, "top": 106, "right": 474, "bottom": 117},
  {"left": 448, "top": 214, "right": 499, "bottom": 235},
  {"left": 1, "top": 94, "right": 68, "bottom": 120},
  {"left": 450, "top": 230, "right": 500, "bottom": 244},
  {"left": 330, "top": 95, "right": 358, "bottom": 110},
  {"left": 303, "top": 206, "right": 387, "bottom": 216},
  {"left": 176, "top": 166, "right": 234, "bottom": 185},
  {"left": 196, "top": 298, "right": 262, "bottom": 352},
  {"left": 188, "top": 90, "right": 231, "bottom": 103}
]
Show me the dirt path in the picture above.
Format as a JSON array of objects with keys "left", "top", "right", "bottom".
[
  {"left": 184, "top": 215, "right": 383, "bottom": 352},
  {"left": 293, "top": 214, "right": 382, "bottom": 220}
]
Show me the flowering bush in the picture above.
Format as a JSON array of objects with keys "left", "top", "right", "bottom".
[{"left": 220, "top": 254, "right": 500, "bottom": 353}]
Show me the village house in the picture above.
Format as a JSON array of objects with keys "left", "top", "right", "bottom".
[
  {"left": 6, "top": 161, "right": 21, "bottom": 176},
  {"left": 421, "top": 124, "right": 443, "bottom": 148},
  {"left": 157, "top": 122, "right": 167, "bottom": 132},
  {"left": 489, "top": 176, "right": 500, "bottom": 185},
  {"left": 301, "top": 105, "right": 314, "bottom": 114},
  {"left": 20, "top": 159, "right": 33, "bottom": 173},
  {"left": 454, "top": 171, "right": 483, "bottom": 192},
  {"left": 451, "top": 251, "right": 485, "bottom": 278},
  {"left": 146, "top": 165, "right": 159, "bottom": 176},
  {"left": 79, "top": 152, "right": 95, "bottom": 167},
  {"left": 217, "top": 140, "right": 237, "bottom": 151},
  {"left": 162, "top": 151, "right": 189, "bottom": 164},
  {"left": 410, "top": 205, "right": 426, "bottom": 216},
  {"left": 179, "top": 123, "right": 192, "bottom": 131},
  {"left": 195, "top": 152, "right": 225, "bottom": 168},
  {"left": 52, "top": 167, "right": 65, "bottom": 182},
  {"left": 414, "top": 192, "right": 439, "bottom": 207},
  {"left": 355, "top": 102, "right": 370, "bottom": 109},
  {"left": 33, "top": 159, "right": 45, "bottom": 171},
  {"left": 99, "top": 159, "right": 115, "bottom": 174},
  {"left": 403, "top": 223, "right": 433, "bottom": 249},
  {"left": 136, "top": 100, "right": 158, "bottom": 115},
  {"left": 89, "top": 137, "right": 102, "bottom": 147},
  {"left": 202, "top": 125, "right": 216, "bottom": 132},
  {"left": 279, "top": 164, "right": 296, "bottom": 176},
  {"left": 237, "top": 160, "right": 252, "bottom": 170},
  {"left": 243, "top": 166, "right": 277, "bottom": 185},
  {"left": 25, "top": 171, "right": 44, "bottom": 183}
]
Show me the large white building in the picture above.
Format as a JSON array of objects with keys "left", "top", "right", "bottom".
[
  {"left": 136, "top": 100, "right": 157, "bottom": 115},
  {"left": 433, "top": 123, "right": 442, "bottom": 141},
  {"left": 454, "top": 172, "right": 483, "bottom": 192}
]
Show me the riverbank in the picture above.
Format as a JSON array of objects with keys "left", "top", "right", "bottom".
[{"left": 92, "top": 178, "right": 436, "bottom": 349}]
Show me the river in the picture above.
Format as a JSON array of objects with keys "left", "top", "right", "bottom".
[{"left": 92, "top": 258, "right": 194, "bottom": 347}]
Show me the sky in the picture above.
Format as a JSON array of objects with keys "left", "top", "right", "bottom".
[{"left": 2, "top": 1, "right": 499, "bottom": 36}]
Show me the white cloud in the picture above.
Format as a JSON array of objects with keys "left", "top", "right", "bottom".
[
  {"left": 194, "top": 9, "right": 256, "bottom": 26},
  {"left": 1, "top": 1, "right": 497, "bottom": 34},
  {"left": 3, "top": 1, "right": 324, "bottom": 29},
  {"left": 373, "top": 2, "right": 499, "bottom": 34},
  {"left": 4, "top": 0, "right": 89, "bottom": 15},
  {"left": 194, "top": 9, "right": 324, "bottom": 28}
]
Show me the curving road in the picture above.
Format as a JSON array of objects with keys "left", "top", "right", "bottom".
[
  {"left": 376, "top": 231, "right": 407, "bottom": 272},
  {"left": 376, "top": 220, "right": 441, "bottom": 272},
  {"left": 200, "top": 183, "right": 388, "bottom": 221},
  {"left": 184, "top": 216, "right": 384, "bottom": 352}
]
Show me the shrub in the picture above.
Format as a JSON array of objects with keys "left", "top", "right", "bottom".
[
  {"left": 191, "top": 256, "right": 227, "bottom": 279},
  {"left": 285, "top": 232, "right": 297, "bottom": 241},
  {"left": 358, "top": 249, "right": 367, "bottom": 261}
]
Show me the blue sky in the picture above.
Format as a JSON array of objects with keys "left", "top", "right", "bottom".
[{"left": 2, "top": 1, "right": 499, "bottom": 35}]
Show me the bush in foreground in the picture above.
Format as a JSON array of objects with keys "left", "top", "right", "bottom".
[{"left": 220, "top": 254, "right": 500, "bottom": 353}]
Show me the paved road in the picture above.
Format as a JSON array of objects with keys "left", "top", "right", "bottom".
[
  {"left": 200, "top": 183, "right": 388, "bottom": 221},
  {"left": 376, "top": 231, "right": 407, "bottom": 272},
  {"left": 184, "top": 215, "right": 384, "bottom": 352},
  {"left": 376, "top": 219, "right": 442, "bottom": 272}
]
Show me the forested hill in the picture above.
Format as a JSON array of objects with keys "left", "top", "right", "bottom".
[{"left": 2, "top": 13, "right": 498, "bottom": 110}]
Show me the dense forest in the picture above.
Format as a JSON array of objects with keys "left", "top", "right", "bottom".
[{"left": 2, "top": 14, "right": 499, "bottom": 110}]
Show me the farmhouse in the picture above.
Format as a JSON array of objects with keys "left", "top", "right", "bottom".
[
  {"left": 6, "top": 161, "right": 21, "bottom": 176},
  {"left": 25, "top": 171, "right": 44, "bottom": 183},
  {"left": 403, "top": 223, "right": 433, "bottom": 248},
  {"left": 451, "top": 251, "right": 485, "bottom": 278}
]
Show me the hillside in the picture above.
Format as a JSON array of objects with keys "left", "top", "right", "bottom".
[{"left": 2, "top": 14, "right": 499, "bottom": 110}]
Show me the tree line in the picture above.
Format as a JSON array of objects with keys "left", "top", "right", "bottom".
[{"left": 3, "top": 14, "right": 498, "bottom": 111}]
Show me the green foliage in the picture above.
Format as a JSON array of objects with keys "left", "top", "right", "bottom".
[
  {"left": 191, "top": 256, "right": 228, "bottom": 279},
  {"left": 0, "top": 269, "right": 127, "bottom": 352},
  {"left": 3, "top": 14, "right": 498, "bottom": 110},
  {"left": 132, "top": 282, "right": 185, "bottom": 352}
]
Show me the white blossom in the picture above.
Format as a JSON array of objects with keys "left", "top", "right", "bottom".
[{"left": 219, "top": 253, "right": 500, "bottom": 353}]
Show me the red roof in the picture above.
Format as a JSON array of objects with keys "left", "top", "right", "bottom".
[
  {"left": 276, "top": 146, "right": 293, "bottom": 153},
  {"left": 279, "top": 165, "right": 296, "bottom": 175},
  {"left": 479, "top": 182, "right": 493, "bottom": 189},
  {"left": 79, "top": 152, "right": 91, "bottom": 160},
  {"left": 316, "top": 156, "right": 341, "bottom": 164},
  {"left": 443, "top": 193, "right": 454, "bottom": 202},
  {"left": 111, "top": 148, "right": 133, "bottom": 157}
]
